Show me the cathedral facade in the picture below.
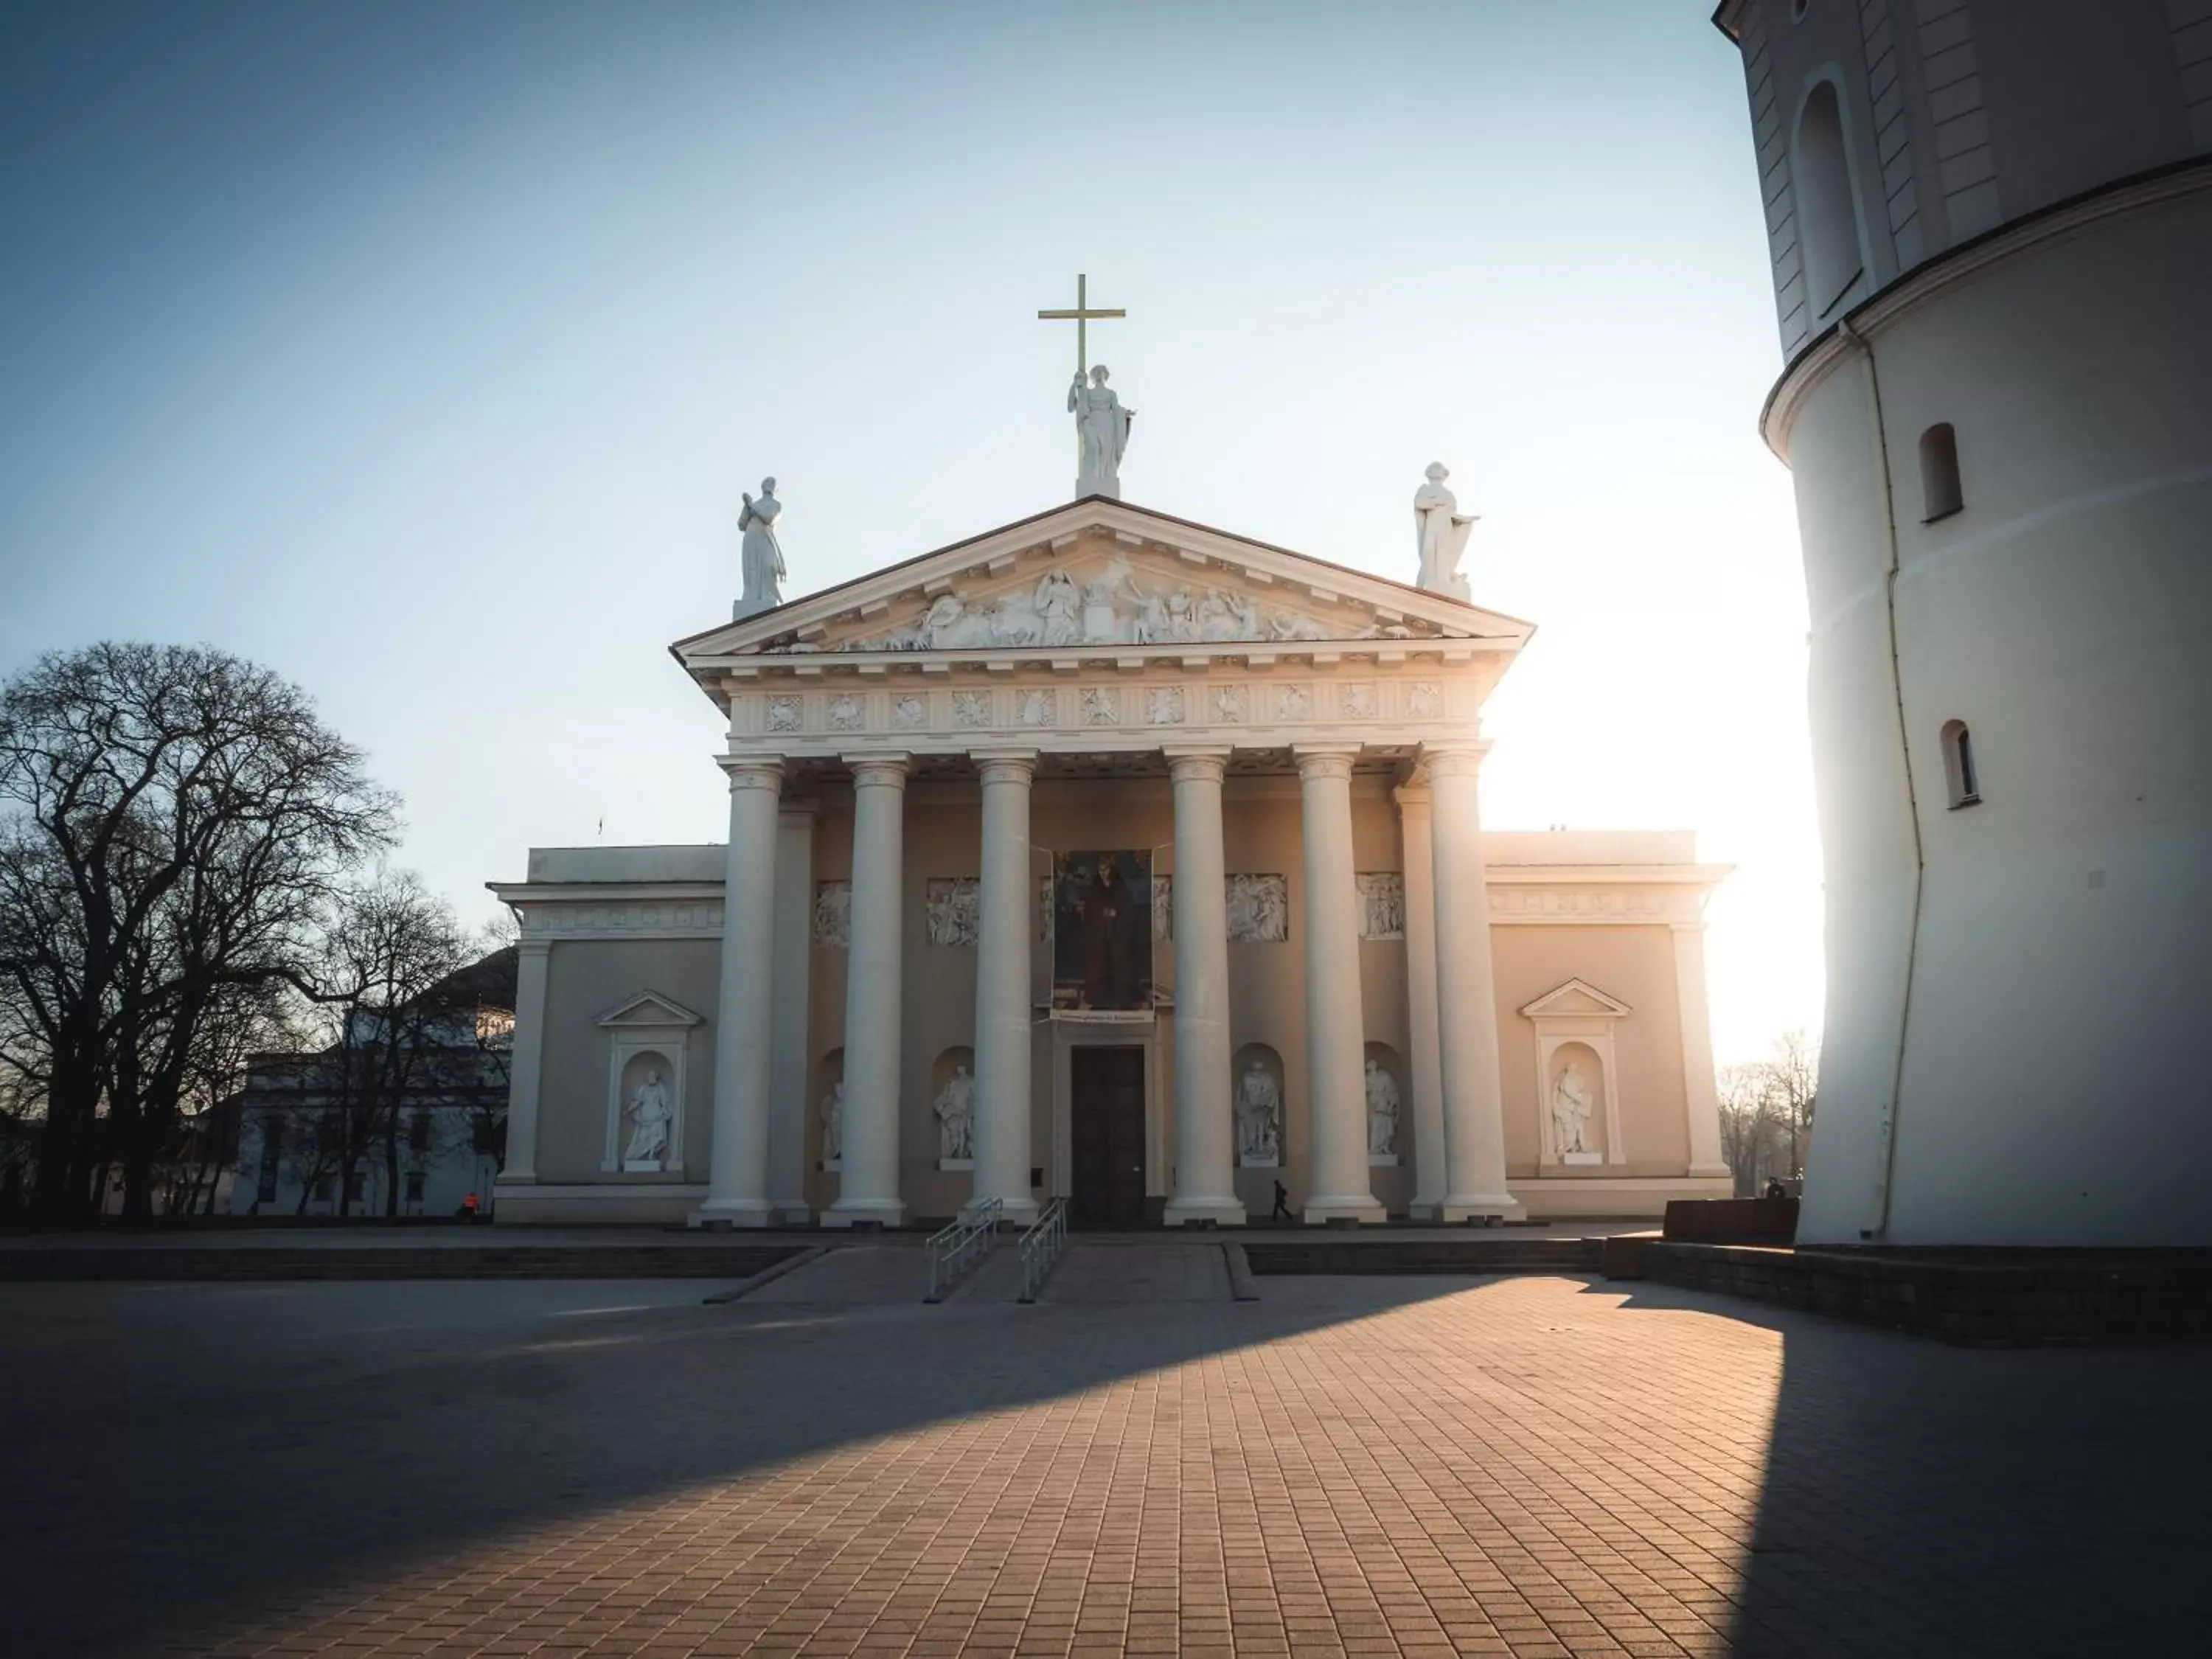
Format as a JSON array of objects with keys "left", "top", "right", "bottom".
[{"left": 491, "top": 498, "right": 1731, "bottom": 1226}]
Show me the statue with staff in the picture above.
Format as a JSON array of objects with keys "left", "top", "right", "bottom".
[{"left": 1039, "top": 273, "right": 1134, "bottom": 498}]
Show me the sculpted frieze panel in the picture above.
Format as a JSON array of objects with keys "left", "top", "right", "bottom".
[
  {"left": 813, "top": 881, "right": 852, "bottom": 947},
  {"left": 925, "top": 877, "right": 980, "bottom": 947},
  {"left": 1356, "top": 872, "right": 1405, "bottom": 939},
  {"left": 1225, "top": 874, "right": 1289, "bottom": 943}
]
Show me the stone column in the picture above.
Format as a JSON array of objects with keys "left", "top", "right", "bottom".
[
  {"left": 498, "top": 934, "right": 550, "bottom": 1190},
  {"left": 1393, "top": 772, "right": 1448, "bottom": 1220},
  {"left": 1164, "top": 748, "right": 1245, "bottom": 1227},
  {"left": 694, "top": 757, "right": 785, "bottom": 1227},
  {"left": 826, "top": 755, "right": 909, "bottom": 1228},
  {"left": 1295, "top": 745, "right": 1384, "bottom": 1224},
  {"left": 767, "top": 799, "right": 818, "bottom": 1222},
  {"left": 970, "top": 750, "right": 1040, "bottom": 1224},
  {"left": 1672, "top": 922, "right": 1733, "bottom": 1178},
  {"left": 1425, "top": 742, "right": 1523, "bottom": 1222}
]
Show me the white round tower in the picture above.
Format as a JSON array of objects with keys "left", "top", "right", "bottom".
[{"left": 1712, "top": 0, "right": 2212, "bottom": 1244}]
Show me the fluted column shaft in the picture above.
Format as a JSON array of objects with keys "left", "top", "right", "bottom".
[
  {"left": 1164, "top": 749, "right": 1245, "bottom": 1227},
  {"left": 1426, "top": 743, "right": 1523, "bottom": 1222},
  {"left": 767, "top": 800, "right": 818, "bottom": 1222},
  {"left": 498, "top": 937, "right": 550, "bottom": 1189},
  {"left": 1673, "top": 923, "right": 1733, "bottom": 1178},
  {"left": 1394, "top": 775, "right": 1448, "bottom": 1219},
  {"left": 826, "top": 756, "right": 909, "bottom": 1228},
  {"left": 970, "top": 751, "right": 1039, "bottom": 1222},
  {"left": 1295, "top": 746, "right": 1384, "bottom": 1224},
  {"left": 695, "top": 757, "right": 785, "bottom": 1226}
]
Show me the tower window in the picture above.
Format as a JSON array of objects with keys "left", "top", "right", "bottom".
[
  {"left": 1920, "top": 423, "right": 1963, "bottom": 521},
  {"left": 1941, "top": 720, "right": 1980, "bottom": 809},
  {"left": 1794, "top": 80, "right": 1865, "bottom": 319}
]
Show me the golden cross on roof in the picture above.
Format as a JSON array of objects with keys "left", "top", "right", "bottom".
[{"left": 1036, "top": 272, "right": 1125, "bottom": 378}]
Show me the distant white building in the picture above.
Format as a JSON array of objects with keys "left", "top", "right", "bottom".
[
  {"left": 1711, "top": 1, "right": 2212, "bottom": 1244},
  {"left": 231, "top": 951, "right": 514, "bottom": 1219}
]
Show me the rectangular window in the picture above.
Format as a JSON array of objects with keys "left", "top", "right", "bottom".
[
  {"left": 408, "top": 1112, "right": 431, "bottom": 1152},
  {"left": 404, "top": 1170, "right": 425, "bottom": 1205},
  {"left": 257, "top": 1122, "right": 282, "bottom": 1204}
]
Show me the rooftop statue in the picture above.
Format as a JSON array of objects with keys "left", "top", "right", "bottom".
[
  {"left": 1068, "top": 365, "right": 1133, "bottom": 499},
  {"left": 735, "top": 476, "right": 787, "bottom": 620},
  {"left": 1413, "top": 462, "right": 1476, "bottom": 600}
]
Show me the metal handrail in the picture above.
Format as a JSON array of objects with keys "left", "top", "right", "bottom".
[
  {"left": 1017, "top": 1198, "right": 1069, "bottom": 1304},
  {"left": 924, "top": 1196, "right": 1002, "bottom": 1301}
]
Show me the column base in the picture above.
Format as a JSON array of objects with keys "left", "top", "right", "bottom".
[
  {"left": 1441, "top": 1193, "right": 1527, "bottom": 1224},
  {"left": 772, "top": 1201, "right": 813, "bottom": 1225},
  {"left": 823, "top": 1197, "right": 907, "bottom": 1229},
  {"left": 967, "top": 1196, "right": 1038, "bottom": 1227},
  {"left": 689, "top": 1197, "right": 776, "bottom": 1229},
  {"left": 1164, "top": 1196, "right": 1248, "bottom": 1228},
  {"left": 1688, "top": 1161, "right": 1733, "bottom": 1180},
  {"left": 1302, "top": 1195, "right": 1386, "bottom": 1225},
  {"left": 1407, "top": 1200, "right": 1444, "bottom": 1221}
]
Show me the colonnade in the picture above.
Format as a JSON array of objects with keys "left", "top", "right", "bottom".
[{"left": 692, "top": 742, "right": 1520, "bottom": 1228}]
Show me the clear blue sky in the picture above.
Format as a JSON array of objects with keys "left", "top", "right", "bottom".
[{"left": 0, "top": 0, "right": 1818, "bottom": 1062}]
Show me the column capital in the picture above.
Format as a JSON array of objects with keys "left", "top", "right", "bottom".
[
  {"left": 970, "top": 748, "right": 1040, "bottom": 785},
  {"left": 1164, "top": 745, "right": 1234, "bottom": 784},
  {"left": 1419, "top": 740, "right": 1492, "bottom": 779},
  {"left": 1292, "top": 742, "right": 1361, "bottom": 782},
  {"left": 516, "top": 935, "right": 552, "bottom": 959},
  {"left": 846, "top": 753, "right": 912, "bottom": 790},
  {"left": 720, "top": 755, "right": 787, "bottom": 793}
]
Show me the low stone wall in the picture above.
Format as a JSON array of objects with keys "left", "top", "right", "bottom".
[
  {"left": 0, "top": 1242, "right": 801, "bottom": 1281},
  {"left": 1641, "top": 1242, "right": 2212, "bottom": 1346},
  {"left": 1661, "top": 1196, "right": 1798, "bottom": 1243}
]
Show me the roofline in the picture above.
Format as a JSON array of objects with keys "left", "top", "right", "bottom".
[
  {"left": 667, "top": 494, "right": 1536, "bottom": 669},
  {"left": 1710, "top": 0, "right": 1745, "bottom": 43}
]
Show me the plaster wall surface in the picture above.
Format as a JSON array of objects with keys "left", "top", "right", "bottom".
[{"left": 1769, "top": 175, "right": 2212, "bottom": 1245}]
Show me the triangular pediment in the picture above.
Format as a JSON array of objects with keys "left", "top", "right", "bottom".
[
  {"left": 595, "top": 990, "right": 706, "bottom": 1029},
  {"left": 1518, "top": 978, "right": 1632, "bottom": 1020},
  {"left": 672, "top": 498, "right": 1533, "bottom": 686}
]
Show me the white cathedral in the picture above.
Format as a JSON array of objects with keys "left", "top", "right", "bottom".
[{"left": 489, "top": 364, "right": 1733, "bottom": 1228}]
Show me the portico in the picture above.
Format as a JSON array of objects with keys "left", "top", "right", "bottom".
[{"left": 489, "top": 497, "right": 1732, "bottom": 1227}]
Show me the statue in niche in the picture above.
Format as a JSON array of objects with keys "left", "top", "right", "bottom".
[
  {"left": 1551, "top": 1060, "right": 1596, "bottom": 1156},
  {"left": 736, "top": 478, "right": 787, "bottom": 620},
  {"left": 1068, "top": 364, "right": 1133, "bottom": 498},
  {"left": 1365, "top": 1059, "right": 1399, "bottom": 1157},
  {"left": 622, "top": 1066, "right": 675, "bottom": 1167},
  {"left": 1236, "top": 1058, "right": 1282, "bottom": 1164},
  {"left": 819, "top": 1079, "right": 844, "bottom": 1164},
  {"left": 1413, "top": 463, "right": 1476, "bottom": 600},
  {"left": 933, "top": 1065, "right": 975, "bottom": 1161}
]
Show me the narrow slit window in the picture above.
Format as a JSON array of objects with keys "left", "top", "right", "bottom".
[
  {"left": 1941, "top": 720, "right": 1980, "bottom": 808},
  {"left": 1920, "top": 423, "right": 1963, "bottom": 521}
]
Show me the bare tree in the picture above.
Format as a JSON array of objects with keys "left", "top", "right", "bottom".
[
  {"left": 0, "top": 644, "right": 397, "bottom": 1221},
  {"left": 1715, "top": 1030, "right": 1822, "bottom": 1192},
  {"left": 294, "top": 872, "right": 476, "bottom": 1218},
  {"left": 1767, "top": 1027, "right": 1819, "bottom": 1180}
]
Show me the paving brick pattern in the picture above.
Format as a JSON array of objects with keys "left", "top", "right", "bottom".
[{"left": 2, "top": 1272, "right": 2200, "bottom": 1658}]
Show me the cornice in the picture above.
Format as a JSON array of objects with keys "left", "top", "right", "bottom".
[{"left": 1761, "top": 158, "right": 2212, "bottom": 462}]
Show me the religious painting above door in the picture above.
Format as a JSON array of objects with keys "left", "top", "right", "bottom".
[{"left": 1051, "top": 850, "right": 1152, "bottom": 1012}]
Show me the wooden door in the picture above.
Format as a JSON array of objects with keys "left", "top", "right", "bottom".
[{"left": 1070, "top": 1047, "right": 1147, "bottom": 1225}]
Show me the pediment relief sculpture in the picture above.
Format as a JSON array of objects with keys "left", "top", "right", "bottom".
[{"left": 759, "top": 552, "right": 1441, "bottom": 657}]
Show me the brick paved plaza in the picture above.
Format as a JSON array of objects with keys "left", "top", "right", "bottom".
[{"left": 3, "top": 1246, "right": 2202, "bottom": 1658}]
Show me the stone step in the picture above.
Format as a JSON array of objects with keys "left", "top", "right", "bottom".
[{"left": 1240, "top": 1237, "right": 1604, "bottom": 1276}]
